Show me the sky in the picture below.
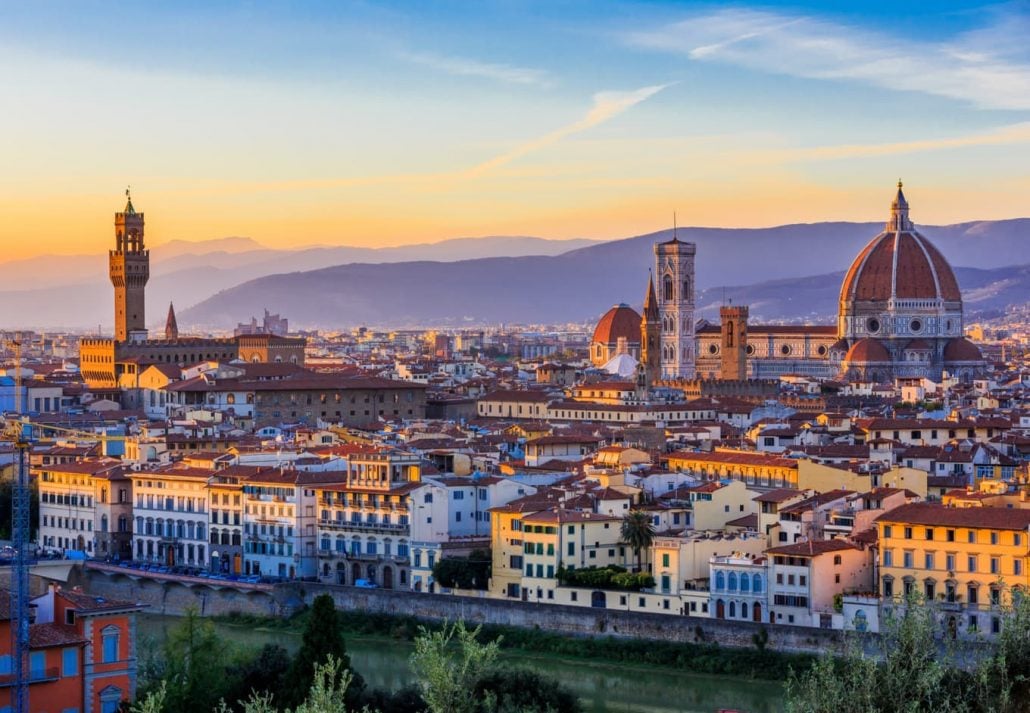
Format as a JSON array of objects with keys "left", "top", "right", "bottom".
[{"left": 1, "top": 0, "right": 1029, "bottom": 259}]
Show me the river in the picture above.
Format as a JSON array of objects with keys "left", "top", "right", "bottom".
[{"left": 137, "top": 614, "right": 784, "bottom": 713}]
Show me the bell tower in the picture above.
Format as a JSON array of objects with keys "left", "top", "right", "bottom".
[
  {"left": 719, "top": 304, "right": 749, "bottom": 381},
  {"left": 655, "top": 224, "right": 696, "bottom": 379},
  {"left": 109, "top": 189, "right": 150, "bottom": 342},
  {"left": 637, "top": 273, "right": 661, "bottom": 398}
]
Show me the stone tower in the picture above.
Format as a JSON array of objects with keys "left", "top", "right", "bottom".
[
  {"left": 655, "top": 234, "right": 696, "bottom": 379},
  {"left": 165, "top": 302, "right": 179, "bottom": 340},
  {"left": 109, "top": 190, "right": 149, "bottom": 342},
  {"left": 637, "top": 273, "right": 661, "bottom": 396},
  {"left": 719, "top": 304, "right": 749, "bottom": 381}
]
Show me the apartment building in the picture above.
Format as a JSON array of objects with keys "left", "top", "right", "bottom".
[
  {"left": 876, "top": 503, "right": 1030, "bottom": 637},
  {"left": 36, "top": 459, "right": 125, "bottom": 557},
  {"left": 129, "top": 464, "right": 210, "bottom": 567},
  {"left": 408, "top": 475, "right": 533, "bottom": 593},
  {"left": 766, "top": 539, "right": 872, "bottom": 627},
  {"left": 241, "top": 468, "right": 325, "bottom": 579},
  {"left": 0, "top": 585, "right": 144, "bottom": 713},
  {"left": 313, "top": 450, "right": 421, "bottom": 588}
]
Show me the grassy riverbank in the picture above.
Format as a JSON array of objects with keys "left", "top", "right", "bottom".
[{"left": 213, "top": 608, "right": 813, "bottom": 681}]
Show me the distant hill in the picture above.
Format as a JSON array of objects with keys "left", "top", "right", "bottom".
[
  {"left": 0, "top": 235, "right": 598, "bottom": 292},
  {"left": 5, "top": 220, "right": 1027, "bottom": 330}
]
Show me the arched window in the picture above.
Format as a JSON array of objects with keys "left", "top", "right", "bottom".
[
  {"left": 715, "top": 571, "right": 725, "bottom": 591},
  {"left": 741, "top": 602, "right": 749, "bottom": 619},
  {"left": 226, "top": 393, "right": 236, "bottom": 405},
  {"left": 663, "top": 275, "right": 673, "bottom": 301},
  {"left": 683, "top": 277, "right": 691, "bottom": 298},
  {"left": 726, "top": 322, "right": 734, "bottom": 348},
  {"left": 729, "top": 601, "right": 736, "bottom": 617},
  {"left": 728, "top": 572, "right": 738, "bottom": 591},
  {"left": 752, "top": 574, "right": 762, "bottom": 593},
  {"left": 740, "top": 573, "right": 750, "bottom": 592}
]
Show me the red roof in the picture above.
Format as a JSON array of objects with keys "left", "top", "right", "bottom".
[
  {"left": 591, "top": 304, "right": 641, "bottom": 345},
  {"left": 840, "top": 228, "right": 961, "bottom": 303},
  {"left": 943, "top": 338, "right": 983, "bottom": 363},
  {"left": 766, "top": 539, "right": 859, "bottom": 556},
  {"left": 845, "top": 338, "right": 891, "bottom": 363},
  {"left": 876, "top": 503, "right": 1030, "bottom": 530}
]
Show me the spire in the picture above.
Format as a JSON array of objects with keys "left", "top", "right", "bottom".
[
  {"left": 886, "top": 179, "right": 912, "bottom": 231},
  {"left": 643, "top": 271, "right": 660, "bottom": 321},
  {"left": 124, "top": 186, "right": 136, "bottom": 215},
  {"left": 165, "top": 302, "right": 179, "bottom": 340}
]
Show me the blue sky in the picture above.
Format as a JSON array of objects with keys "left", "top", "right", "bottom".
[{"left": 0, "top": 1, "right": 1027, "bottom": 256}]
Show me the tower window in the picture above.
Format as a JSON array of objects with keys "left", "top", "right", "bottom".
[
  {"left": 663, "top": 276, "right": 673, "bottom": 301},
  {"left": 726, "top": 322, "right": 734, "bottom": 348}
]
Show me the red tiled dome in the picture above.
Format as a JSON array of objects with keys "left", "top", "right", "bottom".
[
  {"left": 845, "top": 338, "right": 890, "bottom": 363},
  {"left": 829, "top": 338, "right": 849, "bottom": 352},
  {"left": 943, "top": 338, "right": 982, "bottom": 362},
  {"left": 591, "top": 304, "right": 642, "bottom": 345},
  {"left": 840, "top": 231, "right": 961, "bottom": 304}
]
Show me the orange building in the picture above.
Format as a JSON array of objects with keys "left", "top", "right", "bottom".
[{"left": 0, "top": 585, "right": 144, "bottom": 713}]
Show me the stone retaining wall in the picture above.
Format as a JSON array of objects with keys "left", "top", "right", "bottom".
[{"left": 75, "top": 566, "right": 843, "bottom": 655}]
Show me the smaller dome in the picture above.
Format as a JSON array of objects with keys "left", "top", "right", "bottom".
[
  {"left": 602, "top": 352, "right": 639, "bottom": 378},
  {"left": 943, "top": 338, "right": 982, "bottom": 363},
  {"left": 592, "top": 304, "right": 642, "bottom": 345},
  {"left": 845, "top": 338, "right": 891, "bottom": 363},
  {"left": 829, "top": 338, "right": 849, "bottom": 354}
]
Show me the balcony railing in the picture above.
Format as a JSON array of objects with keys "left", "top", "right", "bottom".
[{"left": 318, "top": 519, "right": 408, "bottom": 534}]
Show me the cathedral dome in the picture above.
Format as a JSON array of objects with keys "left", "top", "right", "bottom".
[
  {"left": 840, "top": 231, "right": 961, "bottom": 304},
  {"left": 943, "top": 337, "right": 982, "bottom": 363},
  {"left": 840, "top": 182, "right": 960, "bottom": 305},
  {"left": 845, "top": 338, "right": 890, "bottom": 363},
  {"left": 592, "top": 304, "right": 642, "bottom": 345}
]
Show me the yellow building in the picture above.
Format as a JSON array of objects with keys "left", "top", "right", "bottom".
[
  {"left": 666, "top": 449, "right": 800, "bottom": 489},
  {"left": 876, "top": 503, "right": 1030, "bottom": 636}
]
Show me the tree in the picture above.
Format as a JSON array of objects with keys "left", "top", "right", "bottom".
[
  {"left": 785, "top": 592, "right": 1030, "bottom": 713},
  {"left": 157, "top": 609, "right": 234, "bottom": 713},
  {"left": 474, "top": 669, "right": 582, "bottom": 713},
  {"left": 224, "top": 644, "right": 293, "bottom": 711},
  {"left": 432, "top": 549, "right": 492, "bottom": 590},
  {"left": 620, "top": 510, "right": 656, "bottom": 573},
  {"left": 410, "top": 621, "right": 500, "bottom": 713},
  {"left": 283, "top": 595, "right": 364, "bottom": 710}
]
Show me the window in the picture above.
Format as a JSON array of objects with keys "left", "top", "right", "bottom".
[
  {"left": 925, "top": 553, "right": 935, "bottom": 570},
  {"left": 883, "top": 525, "right": 893, "bottom": 538},
  {"left": 883, "top": 550, "right": 893, "bottom": 567},
  {"left": 102, "top": 627, "right": 120, "bottom": 663},
  {"left": 662, "top": 553, "right": 670, "bottom": 567},
  {"left": 968, "top": 555, "right": 977, "bottom": 573},
  {"left": 62, "top": 647, "right": 78, "bottom": 677},
  {"left": 903, "top": 551, "right": 913, "bottom": 568},
  {"left": 968, "top": 531, "right": 976, "bottom": 544},
  {"left": 29, "top": 651, "right": 45, "bottom": 678},
  {"left": 991, "top": 532, "right": 999, "bottom": 546},
  {"left": 904, "top": 527, "right": 912, "bottom": 539},
  {"left": 925, "top": 528, "right": 934, "bottom": 541}
]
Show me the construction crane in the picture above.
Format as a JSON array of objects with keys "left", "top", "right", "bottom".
[
  {"left": 8, "top": 340, "right": 29, "bottom": 713},
  {"left": 2, "top": 345, "right": 127, "bottom": 713}
]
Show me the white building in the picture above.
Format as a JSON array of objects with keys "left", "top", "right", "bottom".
[{"left": 130, "top": 464, "right": 211, "bottom": 567}]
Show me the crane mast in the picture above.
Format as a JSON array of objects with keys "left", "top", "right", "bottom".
[{"left": 10, "top": 339, "right": 30, "bottom": 713}]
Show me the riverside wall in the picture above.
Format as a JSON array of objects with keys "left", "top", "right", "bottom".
[{"left": 74, "top": 565, "right": 845, "bottom": 655}]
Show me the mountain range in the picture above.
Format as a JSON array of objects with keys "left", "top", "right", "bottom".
[{"left": 5, "top": 220, "right": 1027, "bottom": 330}]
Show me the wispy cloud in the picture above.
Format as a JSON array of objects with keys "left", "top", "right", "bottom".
[
  {"left": 463, "top": 84, "right": 670, "bottom": 177},
  {"left": 626, "top": 8, "right": 1030, "bottom": 110},
  {"left": 755, "top": 122, "right": 1030, "bottom": 163},
  {"left": 398, "top": 50, "right": 553, "bottom": 87}
]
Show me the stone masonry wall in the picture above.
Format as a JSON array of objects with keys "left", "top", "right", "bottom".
[{"left": 76, "top": 567, "right": 844, "bottom": 655}]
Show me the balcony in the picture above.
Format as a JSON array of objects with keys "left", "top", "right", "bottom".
[
  {"left": 318, "top": 519, "right": 408, "bottom": 534},
  {"left": 0, "top": 668, "right": 61, "bottom": 686}
]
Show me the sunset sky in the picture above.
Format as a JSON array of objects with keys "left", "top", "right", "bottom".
[{"left": 2, "top": 1, "right": 1029, "bottom": 259}]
